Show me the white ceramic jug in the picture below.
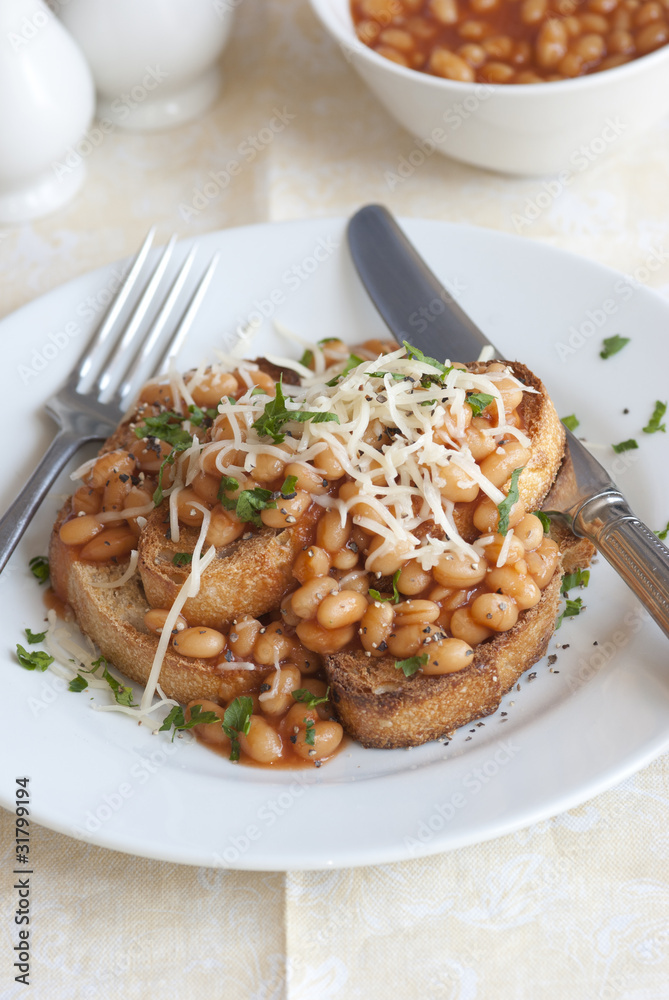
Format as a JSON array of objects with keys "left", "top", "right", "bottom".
[
  {"left": 57, "top": 0, "right": 237, "bottom": 131},
  {"left": 0, "top": 0, "right": 95, "bottom": 223}
]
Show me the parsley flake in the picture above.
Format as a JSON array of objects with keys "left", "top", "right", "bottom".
[
  {"left": 292, "top": 688, "right": 330, "bottom": 709},
  {"left": 153, "top": 450, "right": 177, "bottom": 506},
  {"left": 304, "top": 717, "right": 316, "bottom": 747},
  {"left": 29, "top": 556, "right": 49, "bottom": 585},
  {"left": 497, "top": 467, "right": 524, "bottom": 536},
  {"left": 656, "top": 521, "right": 669, "bottom": 541},
  {"left": 369, "top": 569, "right": 401, "bottom": 604},
  {"left": 280, "top": 475, "right": 298, "bottom": 498},
  {"left": 325, "top": 354, "right": 364, "bottom": 386},
  {"left": 600, "top": 335, "right": 630, "bottom": 359},
  {"left": 300, "top": 348, "right": 314, "bottom": 369},
  {"left": 561, "top": 414, "right": 580, "bottom": 432},
  {"left": 252, "top": 377, "right": 339, "bottom": 445},
  {"left": 16, "top": 644, "right": 53, "bottom": 672},
  {"left": 467, "top": 392, "right": 495, "bottom": 417},
  {"left": 395, "top": 653, "right": 428, "bottom": 677},
  {"left": 69, "top": 674, "right": 89, "bottom": 693},
  {"left": 222, "top": 696, "right": 254, "bottom": 761},
  {"left": 556, "top": 596, "right": 584, "bottom": 628},
  {"left": 220, "top": 487, "right": 277, "bottom": 528},
  {"left": 25, "top": 627, "right": 47, "bottom": 644},
  {"left": 159, "top": 703, "right": 221, "bottom": 741},
  {"left": 533, "top": 511, "right": 552, "bottom": 534},
  {"left": 172, "top": 552, "right": 193, "bottom": 567},
  {"left": 134, "top": 411, "right": 193, "bottom": 451},
  {"left": 402, "top": 341, "right": 451, "bottom": 376},
  {"left": 561, "top": 568, "right": 590, "bottom": 593},
  {"left": 99, "top": 662, "right": 136, "bottom": 707},
  {"left": 218, "top": 475, "right": 240, "bottom": 501},
  {"left": 643, "top": 400, "right": 667, "bottom": 434},
  {"left": 612, "top": 439, "right": 638, "bottom": 454}
]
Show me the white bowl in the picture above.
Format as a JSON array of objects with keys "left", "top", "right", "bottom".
[{"left": 309, "top": 0, "right": 669, "bottom": 175}]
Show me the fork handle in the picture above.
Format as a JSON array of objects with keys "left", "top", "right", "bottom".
[
  {"left": 0, "top": 429, "right": 94, "bottom": 576},
  {"left": 574, "top": 491, "right": 669, "bottom": 640}
]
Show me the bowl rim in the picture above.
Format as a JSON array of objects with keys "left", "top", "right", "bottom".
[{"left": 308, "top": 0, "right": 669, "bottom": 95}]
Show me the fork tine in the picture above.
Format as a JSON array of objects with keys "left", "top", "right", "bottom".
[
  {"left": 96, "top": 234, "right": 178, "bottom": 397},
  {"left": 155, "top": 251, "right": 220, "bottom": 375},
  {"left": 76, "top": 226, "right": 156, "bottom": 387},
  {"left": 113, "top": 245, "right": 198, "bottom": 403}
]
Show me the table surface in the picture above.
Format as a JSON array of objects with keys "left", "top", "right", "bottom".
[{"left": 1, "top": 1, "right": 669, "bottom": 997}]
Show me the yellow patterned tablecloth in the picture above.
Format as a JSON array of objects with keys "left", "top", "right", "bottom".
[{"left": 1, "top": 1, "right": 668, "bottom": 997}]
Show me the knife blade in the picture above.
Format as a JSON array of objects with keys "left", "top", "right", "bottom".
[{"left": 347, "top": 203, "right": 669, "bottom": 641}]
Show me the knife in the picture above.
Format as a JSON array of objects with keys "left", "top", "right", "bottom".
[{"left": 347, "top": 204, "right": 669, "bottom": 641}]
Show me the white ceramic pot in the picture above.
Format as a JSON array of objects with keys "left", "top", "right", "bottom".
[
  {"left": 57, "top": 0, "right": 236, "bottom": 131},
  {"left": 309, "top": 0, "right": 669, "bottom": 176},
  {"left": 0, "top": 0, "right": 94, "bottom": 223}
]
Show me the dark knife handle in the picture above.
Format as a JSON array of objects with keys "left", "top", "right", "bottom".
[
  {"left": 573, "top": 492, "right": 669, "bottom": 639},
  {"left": 347, "top": 205, "right": 493, "bottom": 363}
]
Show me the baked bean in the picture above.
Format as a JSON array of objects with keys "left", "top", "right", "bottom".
[
  {"left": 366, "top": 535, "right": 415, "bottom": 575},
  {"left": 473, "top": 494, "right": 525, "bottom": 533},
  {"left": 422, "top": 637, "right": 475, "bottom": 674},
  {"left": 570, "top": 31, "right": 607, "bottom": 59},
  {"left": 144, "top": 608, "right": 188, "bottom": 634},
  {"left": 361, "top": 0, "right": 399, "bottom": 20},
  {"left": 191, "top": 472, "right": 221, "bottom": 506},
  {"left": 292, "top": 545, "right": 331, "bottom": 583},
  {"left": 635, "top": 0, "right": 664, "bottom": 25},
  {"left": 596, "top": 51, "right": 632, "bottom": 66},
  {"left": 458, "top": 19, "right": 490, "bottom": 39},
  {"left": 259, "top": 664, "right": 302, "bottom": 715},
  {"left": 280, "top": 592, "right": 302, "bottom": 627},
  {"left": 317, "top": 509, "right": 352, "bottom": 553},
  {"left": 173, "top": 626, "right": 226, "bottom": 658},
  {"left": 88, "top": 450, "right": 136, "bottom": 489},
  {"left": 435, "top": 459, "right": 479, "bottom": 502},
  {"left": 479, "top": 531, "right": 526, "bottom": 565},
  {"left": 483, "top": 33, "right": 513, "bottom": 57},
  {"left": 317, "top": 590, "right": 368, "bottom": 629},
  {"left": 283, "top": 461, "right": 329, "bottom": 496},
  {"left": 190, "top": 370, "right": 238, "bottom": 408},
  {"left": 124, "top": 486, "right": 153, "bottom": 535},
  {"left": 133, "top": 438, "right": 173, "bottom": 474},
  {"left": 579, "top": 12, "right": 609, "bottom": 30},
  {"left": 514, "top": 512, "right": 545, "bottom": 550},
  {"left": 429, "top": 46, "right": 476, "bottom": 77},
  {"left": 479, "top": 442, "right": 530, "bottom": 488},
  {"left": 607, "top": 27, "right": 635, "bottom": 50},
  {"left": 472, "top": 0, "right": 500, "bottom": 11},
  {"left": 464, "top": 417, "right": 497, "bottom": 460},
  {"left": 339, "top": 483, "right": 387, "bottom": 529},
  {"left": 313, "top": 445, "right": 345, "bottom": 480},
  {"left": 357, "top": 18, "right": 382, "bottom": 43},
  {"left": 430, "top": 0, "right": 459, "bottom": 23},
  {"left": 433, "top": 550, "right": 487, "bottom": 588},
  {"left": 481, "top": 59, "right": 515, "bottom": 79},
  {"left": 387, "top": 622, "right": 442, "bottom": 658},
  {"left": 471, "top": 591, "right": 519, "bottom": 631},
  {"left": 101, "top": 473, "right": 131, "bottom": 513},
  {"left": 211, "top": 411, "right": 247, "bottom": 442},
  {"left": 292, "top": 676, "right": 329, "bottom": 707},
  {"left": 288, "top": 643, "right": 323, "bottom": 676},
  {"left": 450, "top": 607, "right": 493, "bottom": 645},
  {"left": 253, "top": 622, "right": 295, "bottom": 664},
  {"left": 206, "top": 505, "right": 245, "bottom": 547},
  {"left": 186, "top": 701, "right": 230, "bottom": 750},
  {"left": 558, "top": 50, "right": 584, "bottom": 74},
  {"left": 525, "top": 536, "right": 560, "bottom": 587},
  {"left": 292, "top": 720, "right": 344, "bottom": 760},
  {"left": 380, "top": 27, "right": 415, "bottom": 49},
  {"left": 336, "top": 568, "right": 371, "bottom": 594},
  {"left": 138, "top": 381, "right": 174, "bottom": 409},
  {"left": 535, "top": 18, "right": 569, "bottom": 66},
  {"left": 79, "top": 526, "right": 136, "bottom": 562},
  {"left": 589, "top": 0, "right": 619, "bottom": 12},
  {"left": 397, "top": 559, "right": 432, "bottom": 595},
  {"left": 59, "top": 514, "right": 104, "bottom": 546},
  {"left": 296, "top": 620, "right": 356, "bottom": 654},
  {"left": 635, "top": 18, "right": 669, "bottom": 51},
  {"left": 72, "top": 485, "right": 102, "bottom": 516},
  {"left": 284, "top": 702, "right": 320, "bottom": 732},
  {"left": 228, "top": 616, "right": 261, "bottom": 658},
  {"left": 393, "top": 599, "right": 441, "bottom": 627},
  {"left": 360, "top": 600, "right": 394, "bottom": 655},
  {"left": 176, "top": 488, "right": 207, "bottom": 527},
  {"left": 330, "top": 547, "right": 359, "bottom": 571},
  {"left": 252, "top": 450, "right": 288, "bottom": 484},
  {"left": 511, "top": 39, "right": 532, "bottom": 64},
  {"left": 239, "top": 716, "right": 283, "bottom": 763},
  {"left": 522, "top": 0, "right": 548, "bottom": 24},
  {"left": 291, "top": 576, "right": 339, "bottom": 620},
  {"left": 260, "top": 490, "right": 310, "bottom": 529},
  {"left": 459, "top": 41, "right": 487, "bottom": 63},
  {"left": 486, "top": 565, "right": 542, "bottom": 609}
]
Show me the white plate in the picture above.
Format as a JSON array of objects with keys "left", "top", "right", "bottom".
[{"left": 1, "top": 218, "right": 668, "bottom": 872}]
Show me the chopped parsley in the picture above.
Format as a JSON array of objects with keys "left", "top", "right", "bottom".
[
  {"left": 395, "top": 653, "right": 428, "bottom": 677},
  {"left": 29, "top": 556, "right": 49, "bottom": 585},
  {"left": 16, "top": 644, "right": 53, "bottom": 671},
  {"left": 326, "top": 354, "right": 364, "bottom": 386},
  {"left": 219, "top": 486, "right": 276, "bottom": 528},
  {"left": 68, "top": 674, "right": 89, "bottom": 693},
  {"left": 222, "top": 696, "right": 254, "bottom": 761},
  {"left": 153, "top": 451, "right": 177, "bottom": 506},
  {"left": 467, "top": 392, "right": 495, "bottom": 417},
  {"left": 561, "top": 414, "right": 580, "bottom": 432},
  {"left": 92, "top": 657, "right": 136, "bottom": 707},
  {"left": 218, "top": 475, "right": 240, "bottom": 500},
  {"left": 561, "top": 568, "right": 590, "bottom": 593},
  {"left": 534, "top": 511, "right": 552, "bottom": 534},
  {"left": 187, "top": 404, "right": 217, "bottom": 426},
  {"left": 402, "top": 341, "right": 451, "bottom": 377},
  {"left": 172, "top": 552, "right": 193, "bottom": 567},
  {"left": 159, "top": 703, "right": 221, "bottom": 741},
  {"left": 497, "top": 467, "right": 524, "bottom": 536},
  {"left": 300, "top": 348, "right": 314, "bottom": 369},
  {"left": 280, "top": 475, "right": 298, "bottom": 498},
  {"left": 642, "top": 400, "right": 667, "bottom": 434},
  {"left": 657, "top": 521, "right": 669, "bottom": 541},
  {"left": 24, "top": 627, "right": 47, "bottom": 644},
  {"left": 556, "top": 597, "right": 584, "bottom": 628},
  {"left": 612, "top": 439, "right": 638, "bottom": 454},
  {"left": 133, "top": 410, "right": 193, "bottom": 451},
  {"left": 252, "top": 377, "right": 339, "bottom": 445},
  {"left": 369, "top": 569, "right": 401, "bottom": 604},
  {"left": 600, "top": 335, "right": 630, "bottom": 359},
  {"left": 304, "top": 717, "right": 316, "bottom": 747},
  {"left": 292, "top": 688, "right": 330, "bottom": 709}
]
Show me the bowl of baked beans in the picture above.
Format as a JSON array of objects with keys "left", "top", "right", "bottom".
[{"left": 309, "top": 0, "right": 669, "bottom": 173}]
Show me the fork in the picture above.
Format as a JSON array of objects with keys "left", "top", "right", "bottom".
[{"left": 0, "top": 229, "right": 220, "bottom": 576}]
